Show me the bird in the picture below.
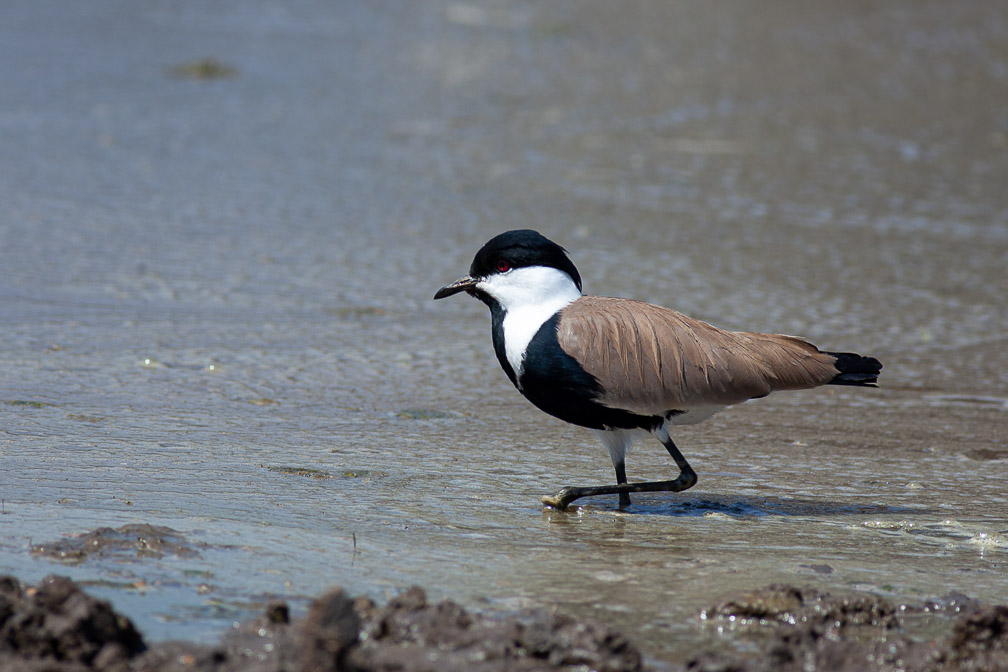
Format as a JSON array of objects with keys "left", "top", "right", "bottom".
[{"left": 433, "top": 229, "right": 882, "bottom": 510}]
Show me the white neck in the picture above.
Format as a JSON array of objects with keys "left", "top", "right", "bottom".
[{"left": 477, "top": 266, "right": 582, "bottom": 380}]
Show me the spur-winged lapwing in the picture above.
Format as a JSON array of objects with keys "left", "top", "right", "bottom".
[{"left": 434, "top": 229, "right": 882, "bottom": 510}]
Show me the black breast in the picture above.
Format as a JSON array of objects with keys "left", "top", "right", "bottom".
[{"left": 516, "top": 313, "right": 660, "bottom": 431}]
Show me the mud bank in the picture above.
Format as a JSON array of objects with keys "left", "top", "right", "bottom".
[
  {"left": 690, "top": 585, "right": 1008, "bottom": 672},
  {"left": 4, "top": 576, "right": 1008, "bottom": 672},
  {"left": 0, "top": 574, "right": 640, "bottom": 672},
  {"left": 30, "top": 524, "right": 209, "bottom": 564}
]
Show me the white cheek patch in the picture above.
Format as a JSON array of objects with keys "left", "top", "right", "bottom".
[{"left": 478, "top": 266, "right": 582, "bottom": 380}]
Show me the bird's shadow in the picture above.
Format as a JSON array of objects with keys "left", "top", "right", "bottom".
[{"left": 566, "top": 493, "right": 933, "bottom": 518}]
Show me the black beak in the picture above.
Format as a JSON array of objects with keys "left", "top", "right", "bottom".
[{"left": 433, "top": 275, "right": 478, "bottom": 300}]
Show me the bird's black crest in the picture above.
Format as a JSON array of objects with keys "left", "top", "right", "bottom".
[{"left": 468, "top": 229, "right": 582, "bottom": 291}]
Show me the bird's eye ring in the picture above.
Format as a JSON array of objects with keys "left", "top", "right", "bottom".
[{"left": 496, "top": 260, "right": 511, "bottom": 273}]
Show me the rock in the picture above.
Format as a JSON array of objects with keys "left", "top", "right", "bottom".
[
  {"left": 692, "top": 584, "right": 1008, "bottom": 672},
  {"left": 940, "top": 605, "right": 1008, "bottom": 671},
  {"left": 347, "top": 586, "right": 641, "bottom": 672},
  {"left": 297, "top": 588, "right": 362, "bottom": 672},
  {"left": 0, "top": 575, "right": 145, "bottom": 670},
  {"left": 1, "top": 575, "right": 640, "bottom": 671}
]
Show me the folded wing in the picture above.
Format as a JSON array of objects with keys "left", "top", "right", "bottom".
[{"left": 556, "top": 296, "right": 842, "bottom": 415}]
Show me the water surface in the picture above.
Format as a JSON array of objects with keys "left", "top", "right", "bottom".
[{"left": 1, "top": 1, "right": 1006, "bottom": 668}]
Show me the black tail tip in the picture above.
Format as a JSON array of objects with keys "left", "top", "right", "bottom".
[{"left": 827, "top": 351, "right": 882, "bottom": 387}]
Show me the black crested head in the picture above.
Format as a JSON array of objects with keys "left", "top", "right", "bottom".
[{"left": 468, "top": 229, "right": 582, "bottom": 291}]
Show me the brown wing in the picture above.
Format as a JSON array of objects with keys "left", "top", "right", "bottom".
[{"left": 556, "top": 296, "right": 841, "bottom": 415}]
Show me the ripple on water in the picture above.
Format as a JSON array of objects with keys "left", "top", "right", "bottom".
[{"left": 859, "top": 519, "right": 1008, "bottom": 554}]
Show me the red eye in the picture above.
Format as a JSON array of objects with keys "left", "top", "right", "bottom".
[{"left": 496, "top": 259, "right": 511, "bottom": 272}]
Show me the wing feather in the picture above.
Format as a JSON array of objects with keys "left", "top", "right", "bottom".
[{"left": 556, "top": 296, "right": 840, "bottom": 415}]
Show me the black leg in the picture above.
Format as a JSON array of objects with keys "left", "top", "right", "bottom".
[
  {"left": 614, "top": 460, "right": 632, "bottom": 509},
  {"left": 542, "top": 436, "right": 697, "bottom": 510}
]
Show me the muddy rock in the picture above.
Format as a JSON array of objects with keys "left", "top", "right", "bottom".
[
  {"left": 3, "top": 576, "right": 640, "bottom": 672},
  {"left": 0, "top": 575, "right": 146, "bottom": 671},
  {"left": 704, "top": 584, "right": 900, "bottom": 632},
  {"left": 938, "top": 605, "right": 1008, "bottom": 671},
  {"left": 10, "top": 575, "right": 1007, "bottom": 672},
  {"left": 30, "top": 524, "right": 205, "bottom": 564},
  {"left": 691, "top": 585, "right": 1008, "bottom": 672},
  {"left": 298, "top": 588, "right": 362, "bottom": 672},
  {"left": 348, "top": 586, "right": 640, "bottom": 672}
]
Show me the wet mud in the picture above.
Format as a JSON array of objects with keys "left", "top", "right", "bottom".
[
  {"left": 2, "top": 575, "right": 641, "bottom": 672},
  {"left": 690, "top": 585, "right": 1008, "bottom": 672},
  {"left": 5, "top": 575, "right": 1008, "bottom": 672},
  {"left": 2, "top": 0, "right": 1007, "bottom": 670},
  {"left": 0, "top": 575, "right": 145, "bottom": 671},
  {"left": 30, "top": 525, "right": 207, "bottom": 565}
]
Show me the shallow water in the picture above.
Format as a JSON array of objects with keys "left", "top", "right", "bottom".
[{"left": 1, "top": 0, "right": 1006, "bottom": 668}]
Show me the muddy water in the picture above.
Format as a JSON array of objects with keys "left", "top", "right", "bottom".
[{"left": 1, "top": 0, "right": 1006, "bottom": 669}]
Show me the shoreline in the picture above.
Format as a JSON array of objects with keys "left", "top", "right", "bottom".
[{"left": 4, "top": 572, "right": 1006, "bottom": 671}]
